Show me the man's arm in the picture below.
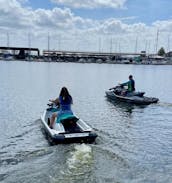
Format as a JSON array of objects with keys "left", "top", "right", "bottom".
[{"left": 120, "top": 81, "right": 129, "bottom": 86}]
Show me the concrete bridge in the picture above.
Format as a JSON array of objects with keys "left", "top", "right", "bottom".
[{"left": 0, "top": 46, "right": 40, "bottom": 59}]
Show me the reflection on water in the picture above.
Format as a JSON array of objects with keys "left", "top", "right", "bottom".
[
  {"left": 106, "top": 98, "right": 136, "bottom": 113},
  {"left": 105, "top": 97, "right": 152, "bottom": 115},
  {"left": 0, "top": 61, "right": 172, "bottom": 183}
]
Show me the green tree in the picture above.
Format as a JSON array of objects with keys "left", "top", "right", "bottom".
[{"left": 158, "top": 47, "right": 165, "bottom": 56}]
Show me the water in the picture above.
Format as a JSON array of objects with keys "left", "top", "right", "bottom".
[{"left": 0, "top": 61, "right": 172, "bottom": 183}]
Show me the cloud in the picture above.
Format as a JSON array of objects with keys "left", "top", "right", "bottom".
[
  {"left": 152, "top": 19, "right": 172, "bottom": 32},
  {"left": 0, "top": 0, "right": 35, "bottom": 29},
  {"left": 51, "top": 0, "right": 127, "bottom": 9},
  {"left": 100, "top": 19, "right": 126, "bottom": 34},
  {"left": 0, "top": 0, "right": 171, "bottom": 53},
  {"left": 0, "top": 0, "right": 97, "bottom": 31}
]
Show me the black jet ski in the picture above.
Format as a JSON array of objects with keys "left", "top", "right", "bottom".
[
  {"left": 105, "top": 85, "right": 159, "bottom": 105},
  {"left": 40, "top": 104, "right": 97, "bottom": 143}
]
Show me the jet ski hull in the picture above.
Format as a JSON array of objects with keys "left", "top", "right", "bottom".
[
  {"left": 41, "top": 108, "right": 97, "bottom": 144},
  {"left": 106, "top": 90, "right": 159, "bottom": 105}
]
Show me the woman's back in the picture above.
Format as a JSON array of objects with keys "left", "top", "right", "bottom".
[{"left": 59, "top": 95, "right": 72, "bottom": 111}]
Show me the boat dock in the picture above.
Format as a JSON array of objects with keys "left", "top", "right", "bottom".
[
  {"left": 0, "top": 47, "right": 172, "bottom": 64},
  {"left": 42, "top": 50, "right": 146, "bottom": 63}
]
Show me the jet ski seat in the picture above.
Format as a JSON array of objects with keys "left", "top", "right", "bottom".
[{"left": 57, "top": 114, "right": 81, "bottom": 133}]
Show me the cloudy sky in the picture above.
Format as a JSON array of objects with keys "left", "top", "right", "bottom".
[{"left": 0, "top": 0, "right": 172, "bottom": 53}]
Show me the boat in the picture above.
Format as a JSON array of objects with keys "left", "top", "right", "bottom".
[
  {"left": 40, "top": 104, "right": 97, "bottom": 143},
  {"left": 105, "top": 85, "right": 159, "bottom": 105}
]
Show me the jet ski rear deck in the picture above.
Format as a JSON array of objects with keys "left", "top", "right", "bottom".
[{"left": 41, "top": 106, "right": 97, "bottom": 143}]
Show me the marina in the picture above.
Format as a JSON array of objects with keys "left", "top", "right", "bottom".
[{"left": 1, "top": 46, "right": 172, "bottom": 65}]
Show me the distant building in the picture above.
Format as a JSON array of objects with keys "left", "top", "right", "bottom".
[
  {"left": 141, "top": 51, "right": 146, "bottom": 57},
  {"left": 148, "top": 55, "right": 164, "bottom": 60},
  {"left": 166, "top": 51, "right": 172, "bottom": 57}
]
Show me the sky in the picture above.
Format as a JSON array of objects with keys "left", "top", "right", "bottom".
[{"left": 0, "top": 0, "right": 172, "bottom": 53}]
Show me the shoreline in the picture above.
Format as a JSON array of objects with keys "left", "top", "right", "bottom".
[{"left": 1, "top": 58, "right": 172, "bottom": 65}]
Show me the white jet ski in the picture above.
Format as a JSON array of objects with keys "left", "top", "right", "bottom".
[{"left": 40, "top": 104, "right": 97, "bottom": 143}]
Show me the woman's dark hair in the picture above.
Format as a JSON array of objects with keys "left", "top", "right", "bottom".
[{"left": 59, "top": 87, "right": 72, "bottom": 102}]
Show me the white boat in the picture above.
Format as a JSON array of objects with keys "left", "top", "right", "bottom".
[{"left": 40, "top": 105, "right": 97, "bottom": 143}]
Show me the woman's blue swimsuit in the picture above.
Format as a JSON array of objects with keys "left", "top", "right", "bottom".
[{"left": 57, "top": 96, "right": 73, "bottom": 123}]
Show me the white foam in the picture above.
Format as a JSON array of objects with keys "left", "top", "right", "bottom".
[{"left": 67, "top": 144, "right": 92, "bottom": 170}]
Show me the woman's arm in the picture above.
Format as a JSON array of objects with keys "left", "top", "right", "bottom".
[{"left": 49, "top": 98, "right": 60, "bottom": 106}]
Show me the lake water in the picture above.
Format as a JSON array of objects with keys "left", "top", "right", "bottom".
[{"left": 0, "top": 60, "right": 172, "bottom": 183}]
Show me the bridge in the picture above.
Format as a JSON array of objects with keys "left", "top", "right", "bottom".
[{"left": 0, "top": 46, "right": 40, "bottom": 59}]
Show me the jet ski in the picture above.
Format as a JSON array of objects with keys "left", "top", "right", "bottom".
[
  {"left": 105, "top": 85, "right": 159, "bottom": 105},
  {"left": 40, "top": 104, "right": 97, "bottom": 143}
]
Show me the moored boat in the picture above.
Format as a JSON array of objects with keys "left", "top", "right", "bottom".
[{"left": 40, "top": 105, "right": 97, "bottom": 143}]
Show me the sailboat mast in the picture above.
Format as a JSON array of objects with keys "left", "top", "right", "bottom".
[
  {"left": 48, "top": 33, "right": 50, "bottom": 56},
  {"left": 155, "top": 29, "right": 159, "bottom": 54},
  {"left": 7, "top": 32, "right": 9, "bottom": 47}
]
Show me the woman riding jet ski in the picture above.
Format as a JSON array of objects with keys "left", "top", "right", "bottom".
[
  {"left": 41, "top": 87, "right": 97, "bottom": 143},
  {"left": 49, "top": 87, "right": 73, "bottom": 129}
]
